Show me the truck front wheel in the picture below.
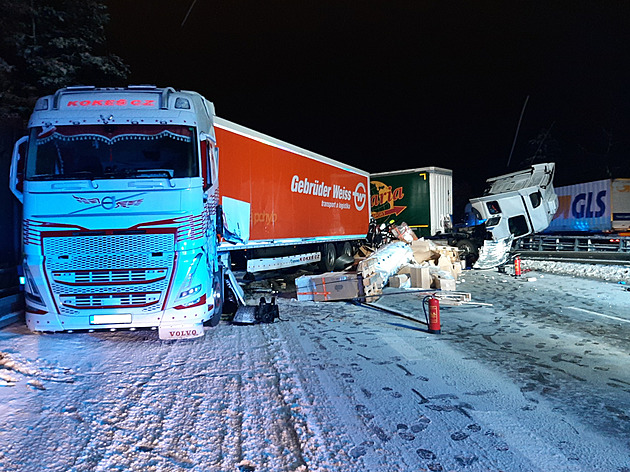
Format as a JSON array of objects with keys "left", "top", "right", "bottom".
[
  {"left": 207, "top": 273, "right": 224, "bottom": 327},
  {"left": 456, "top": 239, "right": 479, "bottom": 266}
]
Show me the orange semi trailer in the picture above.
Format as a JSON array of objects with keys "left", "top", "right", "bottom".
[{"left": 215, "top": 117, "right": 370, "bottom": 274}]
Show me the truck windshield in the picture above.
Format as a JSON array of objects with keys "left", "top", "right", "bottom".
[{"left": 25, "top": 124, "right": 198, "bottom": 180}]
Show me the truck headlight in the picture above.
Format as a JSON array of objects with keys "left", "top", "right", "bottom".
[
  {"left": 179, "top": 284, "right": 202, "bottom": 299},
  {"left": 24, "top": 265, "right": 44, "bottom": 305},
  {"left": 177, "top": 253, "right": 203, "bottom": 299}
]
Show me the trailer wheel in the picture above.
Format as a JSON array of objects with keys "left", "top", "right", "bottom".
[
  {"left": 319, "top": 243, "right": 337, "bottom": 272},
  {"left": 339, "top": 241, "right": 353, "bottom": 258}
]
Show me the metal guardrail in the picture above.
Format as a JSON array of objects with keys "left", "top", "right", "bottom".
[
  {"left": 514, "top": 235, "right": 630, "bottom": 253},
  {"left": 513, "top": 250, "right": 630, "bottom": 265}
]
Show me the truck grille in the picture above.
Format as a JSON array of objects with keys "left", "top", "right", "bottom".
[
  {"left": 43, "top": 233, "right": 175, "bottom": 316},
  {"left": 60, "top": 292, "right": 161, "bottom": 309},
  {"left": 52, "top": 268, "right": 168, "bottom": 285},
  {"left": 43, "top": 233, "right": 174, "bottom": 255}
]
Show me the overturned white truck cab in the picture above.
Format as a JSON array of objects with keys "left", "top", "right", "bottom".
[
  {"left": 471, "top": 163, "right": 558, "bottom": 240},
  {"left": 468, "top": 163, "right": 558, "bottom": 268}
]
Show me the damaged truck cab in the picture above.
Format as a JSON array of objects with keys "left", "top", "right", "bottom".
[
  {"left": 449, "top": 163, "right": 558, "bottom": 267},
  {"left": 470, "top": 163, "right": 558, "bottom": 241}
]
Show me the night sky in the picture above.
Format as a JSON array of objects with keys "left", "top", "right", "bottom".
[{"left": 106, "top": 1, "right": 630, "bottom": 203}]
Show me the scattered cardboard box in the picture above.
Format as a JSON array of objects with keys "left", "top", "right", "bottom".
[
  {"left": 296, "top": 270, "right": 383, "bottom": 302},
  {"left": 389, "top": 274, "right": 409, "bottom": 288},
  {"left": 295, "top": 272, "right": 362, "bottom": 302},
  {"left": 410, "top": 239, "right": 439, "bottom": 263},
  {"left": 432, "top": 274, "right": 456, "bottom": 291},
  {"left": 296, "top": 276, "right": 315, "bottom": 301},
  {"left": 391, "top": 223, "right": 418, "bottom": 244},
  {"left": 408, "top": 265, "right": 432, "bottom": 289}
]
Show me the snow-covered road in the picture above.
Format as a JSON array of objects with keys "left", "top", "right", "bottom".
[{"left": 1, "top": 267, "right": 629, "bottom": 471}]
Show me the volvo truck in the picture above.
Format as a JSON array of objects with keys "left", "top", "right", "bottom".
[{"left": 9, "top": 86, "right": 370, "bottom": 339}]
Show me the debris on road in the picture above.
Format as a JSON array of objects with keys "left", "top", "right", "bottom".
[{"left": 294, "top": 235, "right": 469, "bottom": 305}]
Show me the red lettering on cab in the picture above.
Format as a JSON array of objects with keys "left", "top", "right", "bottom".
[{"left": 65, "top": 98, "right": 157, "bottom": 107}]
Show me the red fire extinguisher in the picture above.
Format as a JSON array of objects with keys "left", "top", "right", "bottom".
[
  {"left": 514, "top": 256, "right": 522, "bottom": 277},
  {"left": 427, "top": 296, "right": 441, "bottom": 334}
]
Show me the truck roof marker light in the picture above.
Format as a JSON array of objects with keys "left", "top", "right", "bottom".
[
  {"left": 35, "top": 98, "right": 49, "bottom": 111},
  {"left": 175, "top": 98, "right": 191, "bottom": 109}
]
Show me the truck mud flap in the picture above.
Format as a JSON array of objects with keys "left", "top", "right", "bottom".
[{"left": 158, "top": 323, "right": 205, "bottom": 340}]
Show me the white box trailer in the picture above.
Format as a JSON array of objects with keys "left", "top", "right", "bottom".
[
  {"left": 370, "top": 167, "right": 452, "bottom": 237},
  {"left": 544, "top": 178, "right": 630, "bottom": 234}
]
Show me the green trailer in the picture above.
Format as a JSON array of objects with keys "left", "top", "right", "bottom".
[{"left": 370, "top": 167, "right": 453, "bottom": 238}]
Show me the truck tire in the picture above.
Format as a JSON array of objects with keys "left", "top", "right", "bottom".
[
  {"left": 456, "top": 239, "right": 479, "bottom": 265},
  {"left": 339, "top": 241, "right": 353, "bottom": 258},
  {"left": 207, "top": 272, "right": 224, "bottom": 327},
  {"left": 319, "top": 243, "right": 337, "bottom": 272}
]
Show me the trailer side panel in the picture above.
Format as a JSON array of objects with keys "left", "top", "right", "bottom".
[
  {"left": 545, "top": 179, "right": 612, "bottom": 233},
  {"left": 216, "top": 119, "right": 369, "bottom": 243},
  {"left": 370, "top": 167, "right": 452, "bottom": 237},
  {"left": 612, "top": 179, "right": 630, "bottom": 232}
]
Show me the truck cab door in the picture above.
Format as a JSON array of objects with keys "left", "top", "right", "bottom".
[
  {"left": 471, "top": 194, "right": 533, "bottom": 240},
  {"left": 10, "top": 136, "right": 28, "bottom": 204}
]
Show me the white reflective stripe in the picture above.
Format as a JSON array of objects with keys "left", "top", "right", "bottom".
[{"left": 246, "top": 252, "right": 321, "bottom": 273}]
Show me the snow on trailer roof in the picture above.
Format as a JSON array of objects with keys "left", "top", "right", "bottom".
[
  {"left": 483, "top": 163, "right": 555, "bottom": 195},
  {"left": 370, "top": 166, "right": 452, "bottom": 177},
  {"left": 214, "top": 117, "right": 369, "bottom": 177}
]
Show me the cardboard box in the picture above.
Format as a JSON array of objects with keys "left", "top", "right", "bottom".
[
  {"left": 452, "top": 262, "right": 462, "bottom": 279},
  {"left": 391, "top": 222, "right": 418, "bottom": 243},
  {"left": 295, "top": 276, "right": 315, "bottom": 301},
  {"left": 436, "top": 255, "right": 457, "bottom": 280},
  {"left": 362, "top": 272, "right": 384, "bottom": 289},
  {"left": 409, "top": 266, "right": 431, "bottom": 289},
  {"left": 435, "top": 277, "right": 456, "bottom": 291},
  {"left": 410, "top": 240, "right": 438, "bottom": 263},
  {"left": 389, "top": 274, "right": 409, "bottom": 288},
  {"left": 298, "top": 272, "right": 363, "bottom": 302}
]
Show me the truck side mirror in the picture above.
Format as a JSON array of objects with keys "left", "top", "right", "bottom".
[{"left": 10, "top": 136, "right": 28, "bottom": 204}]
